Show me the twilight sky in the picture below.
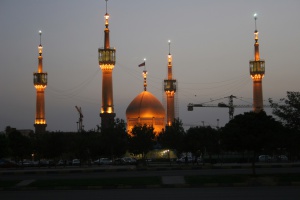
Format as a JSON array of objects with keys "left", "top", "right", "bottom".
[{"left": 1, "top": 0, "right": 300, "bottom": 132}]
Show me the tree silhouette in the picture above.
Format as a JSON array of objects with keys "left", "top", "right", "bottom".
[
  {"left": 158, "top": 118, "right": 185, "bottom": 155},
  {"left": 185, "top": 126, "right": 220, "bottom": 164},
  {"left": 221, "top": 111, "right": 285, "bottom": 175},
  {"left": 269, "top": 91, "right": 300, "bottom": 131},
  {"left": 128, "top": 124, "right": 155, "bottom": 160}
]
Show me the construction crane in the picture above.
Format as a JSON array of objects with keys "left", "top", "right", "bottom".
[
  {"left": 75, "top": 106, "right": 84, "bottom": 132},
  {"left": 188, "top": 95, "right": 253, "bottom": 120}
]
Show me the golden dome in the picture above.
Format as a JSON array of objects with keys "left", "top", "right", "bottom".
[{"left": 126, "top": 91, "right": 165, "bottom": 134}]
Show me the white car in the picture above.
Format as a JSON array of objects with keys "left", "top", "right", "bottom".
[
  {"left": 258, "top": 155, "right": 271, "bottom": 162},
  {"left": 176, "top": 156, "right": 193, "bottom": 163},
  {"left": 94, "top": 158, "right": 112, "bottom": 165},
  {"left": 72, "top": 159, "right": 80, "bottom": 166}
]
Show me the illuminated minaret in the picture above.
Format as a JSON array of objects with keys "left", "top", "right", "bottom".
[
  {"left": 33, "top": 30, "right": 47, "bottom": 133},
  {"left": 249, "top": 13, "right": 265, "bottom": 113},
  {"left": 98, "top": 0, "right": 116, "bottom": 128},
  {"left": 164, "top": 40, "right": 177, "bottom": 126}
]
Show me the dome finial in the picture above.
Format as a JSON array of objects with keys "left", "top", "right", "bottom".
[{"left": 141, "top": 58, "right": 147, "bottom": 91}]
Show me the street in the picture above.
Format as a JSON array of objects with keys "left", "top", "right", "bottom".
[
  {"left": 1, "top": 187, "right": 300, "bottom": 200},
  {"left": 1, "top": 166, "right": 300, "bottom": 181}
]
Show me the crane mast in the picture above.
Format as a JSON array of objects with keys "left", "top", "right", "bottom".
[{"left": 75, "top": 106, "right": 84, "bottom": 132}]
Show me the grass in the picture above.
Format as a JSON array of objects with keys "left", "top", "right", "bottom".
[
  {"left": 28, "top": 176, "right": 161, "bottom": 188},
  {"left": 185, "top": 175, "right": 247, "bottom": 185},
  {"left": 185, "top": 173, "right": 300, "bottom": 186},
  {"left": 0, "top": 180, "right": 20, "bottom": 188},
  {"left": 2, "top": 173, "right": 300, "bottom": 189}
]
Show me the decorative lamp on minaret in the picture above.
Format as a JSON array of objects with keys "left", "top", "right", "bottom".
[
  {"left": 98, "top": 0, "right": 116, "bottom": 128},
  {"left": 33, "top": 30, "right": 47, "bottom": 133},
  {"left": 164, "top": 40, "right": 177, "bottom": 126},
  {"left": 249, "top": 13, "right": 265, "bottom": 113}
]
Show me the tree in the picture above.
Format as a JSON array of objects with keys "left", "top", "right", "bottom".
[
  {"left": 33, "top": 132, "right": 65, "bottom": 162},
  {"left": 269, "top": 91, "right": 300, "bottom": 131},
  {"left": 100, "top": 118, "right": 128, "bottom": 159},
  {"left": 184, "top": 126, "right": 220, "bottom": 164},
  {"left": 158, "top": 118, "right": 185, "bottom": 155},
  {"left": 0, "top": 134, "right": 9, "bottom": 159},
  {"left": 8, "top": 130, "right": 32, "bottom": 164},
  {"left": 221, "top": 111, "right": 285, "bottom": 175},
  {"left": 128, "top": 124, "right": 156, "bottom": 160}
]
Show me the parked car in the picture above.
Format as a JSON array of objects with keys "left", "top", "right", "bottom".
[
  {"left": 114, "top": 158, "right": 126, "bottom": 165},
  {"left": 176, "top": 156, "right": 193, "bottom": 164},
  {"left": 122, "top": 157, "right": 137, "bottom": 165},
  {"left": 0, "top": 159, "right": 18, "bottom": 168},
  {"left": 72, "top": 159, "right": 80, "bottom": 166},
  {"left": 19, "top": 160, "right": 34, "bottom": 167},
  {"left": 273, "top": 155, "right": 288, "bottom": 162},
  {"left": 258, "top": 155, "right": 272, "bottom": 162},
  {"left": 57, "top": 160, "right": 67, "bottom": 166},
  {"left": 94, "top": 158, "right": 112, "bottom": 165}
]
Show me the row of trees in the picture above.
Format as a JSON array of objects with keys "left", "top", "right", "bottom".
[{"left": 1, "top": 92, "right": 300, "bottom": 171}]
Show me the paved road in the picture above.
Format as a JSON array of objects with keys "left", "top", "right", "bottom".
[
  {"left": 1, "top": 187, "right": 299, "bottom": 200},
  {"left": 1, "top": 166, "right": 300, "bottom": 180}
]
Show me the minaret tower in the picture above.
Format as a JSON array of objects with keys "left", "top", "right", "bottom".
[
  {"left": 164, "top": 40, "right": 177, "bottom": 126},
  {"left": 33, "top": 30, "right": 47, "bottom": 133},
  {"left": 249, "top": 13, "right": 265, "bottom": 113},
  {"left": 98, "top": 0, "right": 116, "bottom": 128}
]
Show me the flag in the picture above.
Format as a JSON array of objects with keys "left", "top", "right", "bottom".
[{"left": 138, "top": 62, "right": 145, "bottom": 67}]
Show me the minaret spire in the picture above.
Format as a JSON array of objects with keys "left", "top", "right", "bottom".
[
  {"left": 99, "top": 0, "right": 116, "bottom": 129},
  {"left": 167, "top": 40, "right": 172, "bottom": 80},
  {"left": 104, "top": 0, "right": 110, "bottom": 49},
  {"left": 164, "top": 39, "right": 177, "bottom": 127},
  {"left": 34, "top": 30, "right": 47, "bottom": 133},
  {"left": 254, "top": 13, "right": 260, "bottom": 61},
  {"left": 39, "top": 30, "right": 42, "bottom": 46},
  {"left": 168, "top": 39, "right": 171, "bottom": 55},
  {"left": 38, "top": 30, "right": 43, "bottom": 73},
  {"left": 249, "top": 13, "right": 265, "bottom": 113}
]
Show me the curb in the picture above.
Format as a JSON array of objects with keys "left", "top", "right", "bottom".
[
  {"left": 2, "top": 181, "right": 300, "bottom": 191},
  {"left": 1, "top": 163, "right": 300, "bottom": 176}
]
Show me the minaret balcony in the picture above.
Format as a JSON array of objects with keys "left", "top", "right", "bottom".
[
  {"left": 33, "top": 73, "right": 47, "bottom": 85},
  {"left": 99, "top": 48, "right": 116, "bottom": 64},
  {"left": 164, "top": 80, "right": 177, "bottom": 92},
  {"left": 249, "top": 60, "right": 265, "bottom": 75}
]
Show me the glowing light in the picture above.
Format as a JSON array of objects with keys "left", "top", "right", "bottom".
[
  {"left": 39, "top": 30, "right": 42, "bottom": 34},
  {"left": 168, "top": 40, "right": 171, "bottom": 43},
  {"left": 34, "top": 85, "right": 47, "bottom": 89},
  {"left": 254, "top": 13, "right": 257, "bottom": 19},
  {"left": 35, "top": 119, "right": 46, "bottom": 124},
  {"left": 144, "top": 58, "right": 146, "bottom": 61}
]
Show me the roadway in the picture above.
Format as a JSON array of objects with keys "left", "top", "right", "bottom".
[
  {"left": 1, "top": 165, "right": 300, "bottom": 180},
  {"left": 1, "top": 187, "right": 300, "bottom": 200}
]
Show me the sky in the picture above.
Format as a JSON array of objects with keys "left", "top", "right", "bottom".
[{"left": 1, "top": 0, "right": 300, "bottom": 132}]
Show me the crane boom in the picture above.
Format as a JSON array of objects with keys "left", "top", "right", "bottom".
[{"left": 188, "top": 95, "right": 253, "bottom": 120}]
